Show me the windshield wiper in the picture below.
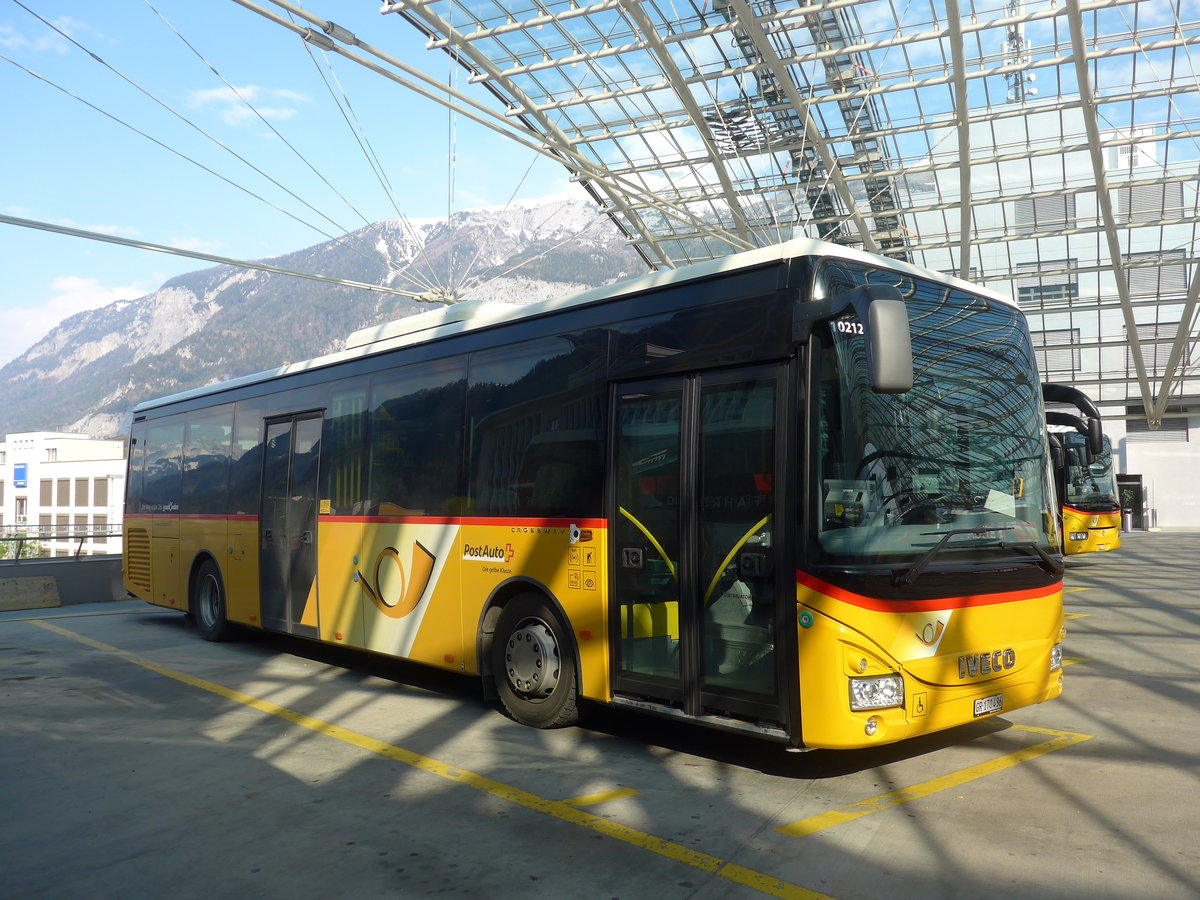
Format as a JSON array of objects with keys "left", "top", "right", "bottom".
[
  {"left": 896, "top": 525, "right": 1014, "bottom": 587},
  {"left": 896, "top": 525, "right": 1064, "bottom": 587},
  {"left": 999, "top": 540, "right": 1065, "bottom": 576}
]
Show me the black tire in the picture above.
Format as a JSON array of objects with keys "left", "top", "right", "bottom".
[
  {"left": 191, "top": 558, "right": 234, "bottom": 642},
  {"left": 490, "top": 593, "right": 579, "bottom": 728}
]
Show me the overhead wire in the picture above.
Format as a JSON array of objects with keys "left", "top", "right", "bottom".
[
  {"left": 239, "top": 0, "right": 753, "bottom": 252},
  {"left": 0, "top": 50, "right": 359, "bottom": 254},
  {"left": 142, "top": 0, "right": 377, "bottom": 233},
  {"left": 290, "top": 18, "right": 445, "bottom": 296},
  {"left": 0, "top": 212, "right": 426, "bottom": 298},
  {"left": 8, "top": 0, "right": 381, "bottom": 266}
]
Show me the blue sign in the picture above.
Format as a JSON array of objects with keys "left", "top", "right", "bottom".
[{"left": 13, "top": 463, "right": 27, "bottom": 488}]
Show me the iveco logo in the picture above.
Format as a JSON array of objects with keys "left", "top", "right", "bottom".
[{"left": 959, "top": 649, "right": 1016, "bottom": 679}]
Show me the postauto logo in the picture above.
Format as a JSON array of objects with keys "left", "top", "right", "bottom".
[{"left": 462, "top": 542, "right": 515, "bottom": 564}]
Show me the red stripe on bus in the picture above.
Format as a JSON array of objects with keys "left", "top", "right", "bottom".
[
  {"left": 795, "top": 569, "right": 1061, "bottom": 613},
  {"left": 1062, "top": 505, "right": 1120, "bottom": 516},
  {"left": 321, "top": 515, "right": 608, "bottom": 529}
]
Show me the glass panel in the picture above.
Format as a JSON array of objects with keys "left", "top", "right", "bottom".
[
  {"left": 288, "top": 417, "right": 322, "bottom": 626},
  {"left": 368, "top": 359, "right": 466, "bottom": 517},
  {"left": 698, "top": 379, "right": 776, "bottom": 698},
  {"left": 323, "top": 386, "right": 366, "bottom": 515},
  {"left": 142, "top": 421, "right": 184, "bottom": 514},
  {"left": 468, "top": 334, "right": 606, "bottom": 517},
  {"left": 1063, "top": 434, "right": 1120, "bottom": 512},
  {"left": 814, "top": 260, "right": 1058, "bottom": 566},
  {"left": 260, "top": 421, "right": 292, "bottom": 627},
  {"left": 182, "top": 406, "right": 233, "bottom": 515},
  {"left": 230, "top": 400, "right": 267, "bottom": 516},
  {"left": 614, "top": 388, "right": 682, "bottom": 685}
]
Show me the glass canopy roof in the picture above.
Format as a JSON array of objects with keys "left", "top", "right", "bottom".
[{"left": 370, "top": 0, "right": 1197, "bottom": 426}]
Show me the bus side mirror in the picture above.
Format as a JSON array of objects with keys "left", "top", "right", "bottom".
[
  {"left": 1088, "top": 417, "right": 1104, "bottom": 456},
  {"left": 863, "top": 292, "right": 914, "bottom": 394},
  {"left": 1048, "top": 432, "right": 1065, "bottom": 469},
  {"left": 794, "top": 284, "right": 914, "bottom": 394}
]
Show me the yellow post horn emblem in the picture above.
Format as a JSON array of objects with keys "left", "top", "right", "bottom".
[{"left": 359, "top": 542, "right": 436, "bottom": 619}]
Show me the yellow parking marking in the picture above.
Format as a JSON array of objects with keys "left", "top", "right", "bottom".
[
  {"left": 33, "top": 620, "right": 831, "bottom": 900},
  {"left": 775, "top": 724, "right": 1091, "bottom": 839},
  {"left": 1062, "top": 657, "right": 1089, "bottom": 667},
  {"left": 562, "top": 787, "right": 640, "bottom": 807},
  {"left": 1063, "top": 587, "right": 1089, "bottom": 594},
  {"left": 1064, "top": 612, "right": 1090, "bottom": 620}
]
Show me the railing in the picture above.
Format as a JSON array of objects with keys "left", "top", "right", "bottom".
[{"left": 0, "top": 526, "right": 124, "bottom": 561}]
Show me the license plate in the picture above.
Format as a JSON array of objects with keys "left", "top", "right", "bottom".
[{"left": 974, "top": 694, "right": 1003, "bottom": 717}]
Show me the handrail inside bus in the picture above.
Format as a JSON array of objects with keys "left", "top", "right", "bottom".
[
  {"left": 703, "top": 514, "right": 773, "bottom": 606},
  {"left": 618, "top": 506, "right": 677, "bottom": 581}
]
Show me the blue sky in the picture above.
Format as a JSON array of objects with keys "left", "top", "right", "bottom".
[{"left": 0, "top": 1, "right": 570, "bottom": 367}]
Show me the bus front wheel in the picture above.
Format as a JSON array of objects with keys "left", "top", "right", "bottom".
[
  {"left": 491, "top": 594, "right": 579, "bottom": 728},
  {"left": 192, "top": 558, "right": 234, "bottom": 642}
]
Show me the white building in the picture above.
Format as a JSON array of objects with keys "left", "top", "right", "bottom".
[{"left": 0, "top": 431, "right": 126, "bottom": 557}]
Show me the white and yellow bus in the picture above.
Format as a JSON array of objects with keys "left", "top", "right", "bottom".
[{"left": 123, "top": 240, "right": 1065, "bottom": 750}]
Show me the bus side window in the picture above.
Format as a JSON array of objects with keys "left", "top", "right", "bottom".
[
  {"left": 368, "top": 359, "right": 466, "bottom": 516},
  {"left": 142, "top": 421, "right": 184, "bottom": 514},
  {"left": 182, "top": 405, "right": 233, "bottom": 516},
  {"left": 230, "top": 400, "right": 267, "bottom": 516},
  {"left": 324, "top": 387, "right": 367, "bottom": 515},
  {"left": 468, "top": 332, "right": 605, "bottom": 517}
]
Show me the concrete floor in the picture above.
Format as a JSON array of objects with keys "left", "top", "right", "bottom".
[{"left": 1, "top": 531, "right": 1196, "bottom": 899}]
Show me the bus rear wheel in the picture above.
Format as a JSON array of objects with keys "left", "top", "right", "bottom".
[
  {"left": 491, "top": 594, "right": 579, "bottom": 728},
  {"left": 192, "top": 558, "right": 234, "bottom": 642}
]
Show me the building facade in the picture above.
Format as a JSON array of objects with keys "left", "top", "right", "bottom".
[{"left": 0, "top": 432, "right": 127, "bottom": 557}]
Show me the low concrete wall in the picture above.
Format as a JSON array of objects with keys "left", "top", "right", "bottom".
[{"left": 0, "top": 555, "right": 125, "bottom": 611}]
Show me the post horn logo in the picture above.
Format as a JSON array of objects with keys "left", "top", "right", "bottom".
[
  {"left": 916, "top": 619, "right": 946, "bottom": 646},
  {"left": 358, "top": 542, "right": 436, "bottom": 619}
]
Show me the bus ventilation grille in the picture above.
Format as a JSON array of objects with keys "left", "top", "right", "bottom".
[{"left": 125, "top": 528, "right": 151, "bottom": 594}]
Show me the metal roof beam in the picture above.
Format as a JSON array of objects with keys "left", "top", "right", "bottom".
[
  {"left": 1065, "top": 0, "right": 1157, "bottom": 424},
  {"left": 945, "top": 0, "right": 973, "bottom": 281},
  {"left": 614, "top": 0, "right": 754, "bottom": 244},
  {"left": 721, "top": 0, "right": 878, "bottom": 252}
]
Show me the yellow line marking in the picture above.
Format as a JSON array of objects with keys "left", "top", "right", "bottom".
[
  {"left": 32, "top": 620, "right": 831, "bottom": 900},
  {"left": 1062, "top": 657, "right": 1089, "bottom": 667},
  {"left": 775, "top": 724, "right": 1091, "bottom": 839},
  {"left": 1063, "top": 612, "right": 1090, "bottom": 620},
  {"left": 561, "top": 787, "right": 641, "bottom": 807},
  {"left": 0, "top": 607, "right": 157, "bottom": 623},
  {"left": 1063, "top": 587, "right": 1089, "bottom": 594}
]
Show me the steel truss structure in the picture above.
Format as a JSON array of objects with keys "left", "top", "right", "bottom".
[{"left": 278, "top": 0, "right": 1200, "bottom": 428}]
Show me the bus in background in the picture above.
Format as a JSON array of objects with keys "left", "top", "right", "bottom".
[
  {"left": 123, "top": 239, "right": 1065, "bottom": 752},
  {"left": 1043, "top": 383, "right": 1121, "bottom": 555}
]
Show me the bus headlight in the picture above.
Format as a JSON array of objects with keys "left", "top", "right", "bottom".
[
  {"left": 1069, "top": 532, "right": 1088, "bottom": 542},
  {"left": 849, "top": 674, "right": 904, "bottom": 711},
  {"left": 1050, "top": 643, "right": 1063, "bottom": 672}
]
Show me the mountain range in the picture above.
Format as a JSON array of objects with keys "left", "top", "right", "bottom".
[{"left": 0, "top": 194, "right": 646, "bottom": 439}]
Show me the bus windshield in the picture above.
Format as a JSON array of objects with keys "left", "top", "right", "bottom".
[
  {"left": 1063, "top": 433, "right": 1120, "bottom": 512},
  {"left": 813, "top": 265, "right": 1059, "bottom": 565}
]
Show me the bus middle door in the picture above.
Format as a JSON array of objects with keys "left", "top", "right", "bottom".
[
  {"left": 260, "top": 412, "right": 322, "bottom": 638},
  {"left": 611, "top": 367, "right": 787, "bottom": 731}
]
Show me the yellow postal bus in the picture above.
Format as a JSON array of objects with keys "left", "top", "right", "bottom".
[
  {"left": 123, "top": 240, "right": 1065, "bottom": 750},
  {"left": 1043, "top": 383, "right": 1121, "bottom": 555}
]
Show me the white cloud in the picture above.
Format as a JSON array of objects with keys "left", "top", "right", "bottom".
[
  {"left": 187, "top": 84, "right": 307, "bottom": 127},
  {"left": 0, "top": 23, "right": 67, "bottom": 54},
  {"left": 0, "top": 276, "right": 147, "bottom": 368},
  {"left": 169, "top": 236, "right": 223, "bottom": 254}
]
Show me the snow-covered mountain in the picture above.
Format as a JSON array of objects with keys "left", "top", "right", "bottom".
[{"left": 0, "top": 194, "right": 645, "bottom": 439}]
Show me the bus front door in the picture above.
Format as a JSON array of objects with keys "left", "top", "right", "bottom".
[
  {"left": 259, "top": 413, "right": 322, "bottom": 638},
  {"left": 611, "top": 368, "right": 787, "bottom": 730}
]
